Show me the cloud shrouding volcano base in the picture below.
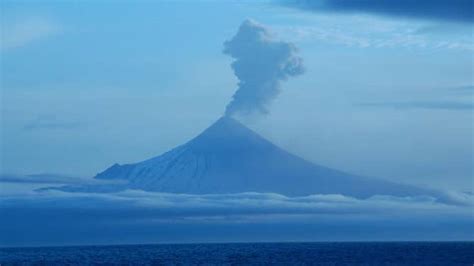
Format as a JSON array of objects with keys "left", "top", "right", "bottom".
[{"left": 1, "top": 181, "right": 473, "bottom": 246}]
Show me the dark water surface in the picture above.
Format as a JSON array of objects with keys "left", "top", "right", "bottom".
[{"left": 1, "top": 242, "right": 473, "bottom": 265}]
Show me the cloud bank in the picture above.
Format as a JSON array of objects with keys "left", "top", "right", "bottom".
[
  {"left": 224, "top": 19, "right": 305, "bottom": 117},
  {"left": 1, "top": 183, "right": 473, "bottom": 246},
  {"left": 282, "top": 0, "right": 473, "bottom": 23}
]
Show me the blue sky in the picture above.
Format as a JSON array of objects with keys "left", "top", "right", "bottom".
[{"left": 1, "top": 0, "right": 472, "bottom": 192}]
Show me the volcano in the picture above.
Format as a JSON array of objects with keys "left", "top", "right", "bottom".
[{"left": 93, "top": 116, "right": 432, "bottom": 198}]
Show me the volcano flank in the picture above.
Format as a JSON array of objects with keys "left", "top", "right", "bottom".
[{"left": 94, "top": 116, "right": 434, "bottom": 199}]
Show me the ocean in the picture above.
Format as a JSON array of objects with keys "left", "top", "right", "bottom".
[{"left": 1, "top": 242, "right": 473, "bottom": 265}]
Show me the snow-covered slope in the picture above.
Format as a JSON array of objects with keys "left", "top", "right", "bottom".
[{"left": 94, "top": 116, "right": 432, "bottom": 198}]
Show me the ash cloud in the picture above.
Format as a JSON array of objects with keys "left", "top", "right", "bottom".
[{"left": 224, "top": 19, "right": 305, "bottom": 117}]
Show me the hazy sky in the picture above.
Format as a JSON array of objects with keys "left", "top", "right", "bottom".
[{"left": 1, "top": 0, "right": 473, "bottom": 191}]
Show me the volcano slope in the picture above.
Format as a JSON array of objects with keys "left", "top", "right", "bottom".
[{"left": 90, "top": 116, "right": 442, "bottom": 200}]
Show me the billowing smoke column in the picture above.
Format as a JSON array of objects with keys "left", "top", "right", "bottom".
[{"left": 224, "top": 19, "right": 305, "bottom": 117}]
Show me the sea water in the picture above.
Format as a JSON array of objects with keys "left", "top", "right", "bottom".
[{"left": 1, "top": 242, "right": 473, "bottom": 265}]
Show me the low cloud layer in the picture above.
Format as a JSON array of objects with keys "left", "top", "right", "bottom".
[
  {"left": 1, "top": 182, "right": 473, "bottom": 246},
  {"left": 224, "top": 19, "right": 305, "bottom": 117},
  {"left": 0, "top": 174, "right": 87, "bottom": 184},
  {"left": 3, "top": 189, "right": 471, "bottom": 217},
  {"left": 282, "top": 0, "right": 473, "bottom": 23},
  {"left": 359, "top": 101, "right": 474, "bottom": 111}
]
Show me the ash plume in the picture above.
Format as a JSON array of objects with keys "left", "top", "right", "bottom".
[{"left": 223, "top": 19, "right": 305, "bottom": 117}]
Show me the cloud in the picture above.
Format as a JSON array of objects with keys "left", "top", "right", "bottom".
[
  {"left": 1, "top": 187, "right": 472, "bottom": 246},
  {"left": 0, "top": 180, "right": 474, "bottom": 246},
  {"left": 0, "top": 16, "right": 60, "bottom": 50},
  {"left": 0, "top": 173, "right": 117, "bottom": 185},
  {"left": 0, "top": 174, "right": 85, "bottom": 184},
  {"left": 281, "top": 0, "right": 473, "bottom": 23},
  {"left": 224, "top": 19, "right": 305, "bottom": 117},
  {"left": 2, "top": 189, "right": 472, "bottom": 222},
  {"left": 23, "top": 115, "right": 82, "bottom": 131},
  {"left": 451, "top": 85, "right": 474, "bottom": 93},
  {"left": 359, "top": 101, "right": 474, "bottom": 111},
  {"left": 275, "top": 23, "right": 473, "bottom": 51},
  {"left": 357, "top": 84, "right": 474, "bottom": 111}
]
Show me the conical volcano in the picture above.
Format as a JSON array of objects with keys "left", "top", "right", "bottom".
[{"left": 95, "top": 116, "right": 431, "bottom": 198}]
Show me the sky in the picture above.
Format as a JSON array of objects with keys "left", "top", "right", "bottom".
[
  {"left": 0, "top": 0, "right": 473, "bottom": 246},
  {"left": 1, "top": 0, "right": 472, "bottom": 191}
]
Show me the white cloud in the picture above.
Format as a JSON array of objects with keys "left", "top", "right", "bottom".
[
  {"left": 273, "top": 14, "right": 474, "bottom": 51},
  {"left": 0, "top": 16, "right": 61, "bottom": 50},
  {"left": 2, "top": 187, "right": 471, "bottom": 220},
  {"left": 2, "top": 184, "right": 472, "bottom": 244}
]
